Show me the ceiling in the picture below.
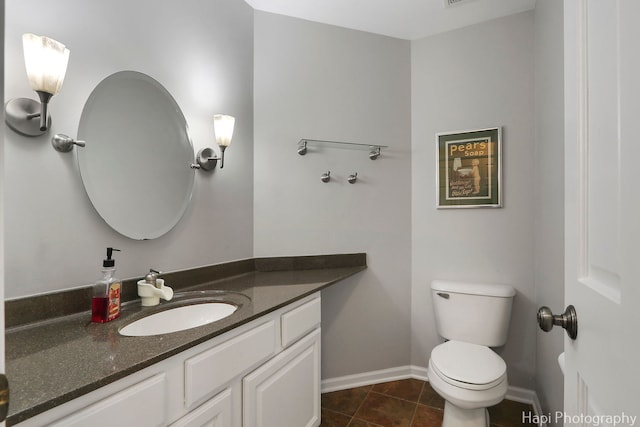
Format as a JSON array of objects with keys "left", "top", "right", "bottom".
[{"left": 244, "top": 0, "right": 536, "bottom": 40}]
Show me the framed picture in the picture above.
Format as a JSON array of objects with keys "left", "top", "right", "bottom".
[{"left": 436, "top": 127, "right": 502, "bottom": 208}]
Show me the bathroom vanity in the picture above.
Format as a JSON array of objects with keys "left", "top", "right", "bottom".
[{"left": 5, "top": 254, "right": 366, "bottom": 426}]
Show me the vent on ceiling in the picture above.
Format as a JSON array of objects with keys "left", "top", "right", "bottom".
[{"left": 443, "top": 0, "right": 477, "bottom": 8}]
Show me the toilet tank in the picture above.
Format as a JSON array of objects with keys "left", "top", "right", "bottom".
[{"left": 431, "top": 280, "right": 516, "bottom": 347}]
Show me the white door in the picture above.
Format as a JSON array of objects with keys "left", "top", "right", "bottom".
[
  {"left": 564, "top": 0, "right": 640, "bottom": 422},
  {"left": 1, "top": 1, "right": 7, "bottom": 425}
]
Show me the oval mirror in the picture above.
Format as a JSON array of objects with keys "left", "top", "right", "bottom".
[{"left": 77, "top": 71, "right": 195, "bottom": 240}]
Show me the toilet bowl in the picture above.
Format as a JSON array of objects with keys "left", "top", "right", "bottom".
[
  {"left": 428, "top": 280, "right": 515, "bottom": 427},
  {"left": 428, "top": 341, "right": 507, "bottom": 426}
]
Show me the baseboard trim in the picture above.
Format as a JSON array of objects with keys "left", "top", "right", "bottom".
[
  {"left": 322, "top": 365, "right": 546, "bottom": 426},
  {"left": 321, "top": 365, "right": 417, "bottom": 393}
]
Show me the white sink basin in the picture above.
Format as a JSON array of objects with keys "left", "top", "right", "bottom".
[{"left": 119, "top": 302, "right": 238, "bottom": 336}]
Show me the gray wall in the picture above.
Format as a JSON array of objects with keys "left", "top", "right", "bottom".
[
  {"left": 534, "top": 0, "right": 565, "bottom": 421},
  {"left": 4, "top": 0, "right": 254, "bottom": 298},
  {"left": 253, "top": 11, "right": 413, "bottom": 379},
  {"left": 410, "top": 12, "right": 537, "bottom": 389}
]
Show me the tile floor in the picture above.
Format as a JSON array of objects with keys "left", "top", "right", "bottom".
[{"left": 320, "top": 379, "right": 537, "bottom": 427}]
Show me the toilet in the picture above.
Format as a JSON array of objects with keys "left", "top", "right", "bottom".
[{"left": 427, "top": 280, "right": 515, "bottom": 427}]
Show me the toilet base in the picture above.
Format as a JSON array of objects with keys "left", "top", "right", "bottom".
[{"left": 442, "top": 401, "right": 489, "bottom": 427}]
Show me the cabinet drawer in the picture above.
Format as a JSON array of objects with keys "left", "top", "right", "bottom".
[
  {"left": 50, "top": 374, "right": 167, "bottom": 427},
  {"left": 281, "top": 295, "right": 321, "bottom": 347},
  {"left": 185, "top": 320, "right": 277, "bottom": 409},
  {"left": 170, "top": 388, "right": 232, "bottom": 427}
]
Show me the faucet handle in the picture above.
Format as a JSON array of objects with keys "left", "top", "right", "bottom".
[{"left": 144, "top": 269, "right": 161, "bottom": 287}]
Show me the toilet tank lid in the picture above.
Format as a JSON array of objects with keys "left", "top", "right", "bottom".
[{"left": 431, "top": 280, "right": 515, "bottom": 297}]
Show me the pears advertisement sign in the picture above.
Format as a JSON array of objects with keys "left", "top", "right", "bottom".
[{"left": 436, "top": 127, "right": 502, "bottom": 208}]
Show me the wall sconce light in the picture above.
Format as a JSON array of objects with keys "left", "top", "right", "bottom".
[
  {"left": 192, "top": 114, "right": 235, "bottom": 171},
  {"left": 5, "top": 33, "right": 70, "bottom": 137}
]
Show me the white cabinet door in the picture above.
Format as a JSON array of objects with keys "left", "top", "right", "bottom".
[
  {"left": 243, "top": 329, "right": 321, "bottom": 427},
  {"left": 564, "top": 0, "right": 640, "bottom": 418},
  {"left": 170, "top": 388, "right": 234, "bottom": 427}
]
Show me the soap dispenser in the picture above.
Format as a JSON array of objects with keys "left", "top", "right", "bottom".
[{"left": 91, "top": 247, "right": 122, "bottom": 323}]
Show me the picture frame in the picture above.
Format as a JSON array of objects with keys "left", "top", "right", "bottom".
[{"left": 436, "top": 127, "right": 502, "bottom": 209}]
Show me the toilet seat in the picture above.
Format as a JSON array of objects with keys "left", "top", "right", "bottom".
[{"left": 430, "top": 341, "right": 506, "bottom": 391}]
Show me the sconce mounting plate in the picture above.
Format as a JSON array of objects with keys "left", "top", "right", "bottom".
[
  {"left": 193, "top": 147, "right": 219, "bottom": 171},
  {"left": 5, "top": 98, "right": 51, "bottom": 137}
]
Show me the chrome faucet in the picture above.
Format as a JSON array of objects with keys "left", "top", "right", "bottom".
[
  {"left": 137, "top": 268, "right": 174, "bottom": 306},
  {"left": 145, "top": 269, "right": 162, "bottom": 289}
]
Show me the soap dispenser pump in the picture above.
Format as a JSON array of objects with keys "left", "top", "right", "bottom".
[{"left": 91, "top": 247, "right": 122, "bottom": 323}]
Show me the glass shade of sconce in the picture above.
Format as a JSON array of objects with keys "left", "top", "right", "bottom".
[
  {"left": 5, "top": 33, "right": 70, "bottom": 136},
  {"left": 214, "top": 114, "right": 235, "bottom": 168},
  {"left": 192, "top": 114, "right": 235, "bottom": 171}
]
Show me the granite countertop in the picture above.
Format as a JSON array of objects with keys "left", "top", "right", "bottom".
[{"left": 5, "top": 254, "right": 366, "bottom": 426}]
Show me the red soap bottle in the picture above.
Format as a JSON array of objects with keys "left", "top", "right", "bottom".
[{"left": 91, "top": 247, "right": 122, "bottom": 323}]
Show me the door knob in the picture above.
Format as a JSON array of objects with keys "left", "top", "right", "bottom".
[{"left": 537, "top": 305, "right": 578, "bottom": 340}]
